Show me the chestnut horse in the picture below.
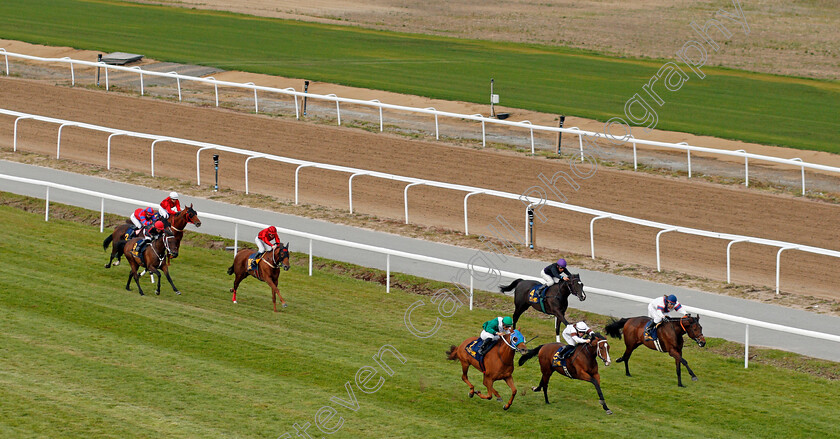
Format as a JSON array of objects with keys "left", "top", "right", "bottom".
[
  {"left": 605, "top": 315, "right": 706, "bottom": 387},
  {"left": 518, "top": 333, "right": 613, "bottom": 414},
  {"left": 500, "top": 275, "right": 586, "bottom": 340},
  {"left": 119, "top": 231, "right": 180, "bottom": 296},
  {"left": 227, "top": 244, "right": 290, "bottom": 312},
  {"left": 445, "top": 330, "right": 528, "bottom": 410},
  {"left": 103, "top": 205, "right": 200, "bottom": 268}
]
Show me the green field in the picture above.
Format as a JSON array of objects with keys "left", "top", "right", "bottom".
[
  {"left": 1, "top": 197, "right": 839, "bottom": 438},
  {"left": 0, "top": 0, "right": 837, "bottom": 152}
]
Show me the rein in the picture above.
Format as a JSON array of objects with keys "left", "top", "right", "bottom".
[{"left": 679, "top": 316, "right": 700, "bottom": 343}]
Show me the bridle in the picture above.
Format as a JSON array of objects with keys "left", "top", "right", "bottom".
[{"left": 679, "top": 316, "right": 704, "bottom": 345}]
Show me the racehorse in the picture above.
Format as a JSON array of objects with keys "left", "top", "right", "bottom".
[
  {"left": 103, "top": 205, "right": 200, "bottom": 268},
  {"left": 119, "top": 230, "right": 181, "bottom": 296},
  {"left": 445, "top": 330, "right": 529, "bottom": 410},
  {"left": 518, "top": 333, "right": 613, "bottom": 414},
  {"left": 500, "top": 275, "right": 586, "bottom": 339},
  {"left": 605, "top": 315, "right": 706, "bottom": 387},
  {"left": 227, "top": 244, "right": 290, "bottom": 312}
]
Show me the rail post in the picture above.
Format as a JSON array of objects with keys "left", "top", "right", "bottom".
[
  {"left": 1, "top": 48, "right": 8, "bottom": 75},
  {"left": 590, "top": 215, "right": 610, "bottom": 258},
  {"left": 245, "top": 83, "right": 258, "bottom": 112},
  {"left": 44, "top": 187, "right": 50, "bottom": 221},
  {"left": 294, "top": 164, "right": 313, "bottom": 204},
  {"left": 656, "top": 228, "right": 678, "bottom": 271},
  {"left": 13, "top": 116, "right": 33, "bottom": 152},
  {"left": 195, "top": 147, "right": 215, "bottom": 186},
  {"left": 463, "top": 191, "right": 484, "bottom": 235},
  {"left": 100, "top": 198, "right": 105, "bottom": 233},
  {"left": 62, "top": 57, "right": 75, "bottom": 85},
  {"left": 775, "top": 246, "right": 797, "bottom": 294},
  {"left": 348, "top": 173, "right": 368, "bottom": 213},
  {"left": 678, "top": 142, "right": 691, "bottom": 177},
  {"left": 168, "top": 71, "right": 181, "bottom": 101},
  {"left": 56, "top": 123, "right": 76, "bottom": 159},
  {"left": 521, "top": 120, "right": 534, "bottom": 154},
  {"left": 234, "top": 223, "right": 238, "bottom": 254},
  {"left": 244, "top": 155, "right": 262, "bottom": 194},
  {"left": 206, "top": 77, "right": 219, "bottom": 107},
  {"left": 791, "top": 158, "right": 805, "bottom": 195},
  {"left": 744, "top": 324, "right": 750, "bottom": 368},
  {"left": 106, "top": 133, "right": 125, "bottom": 170},
  {"left": 150, "top": 139, "right": 168, "bottom": 177},
  {"left": 403, "top": 182, "right": 425, "bottom": 224},
  {"left": 309, "top": 239, "right": 313, "bottom": 276},
  {"left": 735, "top": 150, "right": 748, "bottom": 186},
  {"left": 386, "top": 254, "right": 391, "bottom": 293},
  {"left": 425, "top": 107, "right": 438, "bottom": 139},
  {"left": 726, "top": 239, "right": 747, "bottom": 283}
]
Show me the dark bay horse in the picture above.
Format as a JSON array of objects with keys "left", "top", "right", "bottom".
[
  {"left": 518, "top": 333, "right": 613, "bottom": 414},
  {"left": 500, "top": 275, "right": 586, "bottom": 340},
  {"left": 227, "top": 244, "right": 290, "bottom": 312},
  {"left": 446, "top": 330, "right": 529, "bottom": 410},
  {"left": 605, "top": 315, "right": 706, "bottom": 387},
  {"left": 103, "top": 205, "right": 200, "bottom": 268},
  {"left": 119, "top": 231, "right": 181, "bottom": 296}
]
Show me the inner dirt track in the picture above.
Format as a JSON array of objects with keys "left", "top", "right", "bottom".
[{"left": 2, "top": 79, "right": 838, "bottom": 299}]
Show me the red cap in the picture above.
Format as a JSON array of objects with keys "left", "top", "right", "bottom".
[{"left": 154, "top": 221, "right": 165, "bottom": 230}]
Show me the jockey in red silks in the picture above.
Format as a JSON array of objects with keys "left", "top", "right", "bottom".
[
  {"left": 158, "top": 192, "right": 182, "bottom": 220},
  {"left": 130, "top": 207, "right": 157, "bottom": 236},
  {"left": 255, "top": 226, "right": 282, "bottom": 260}
]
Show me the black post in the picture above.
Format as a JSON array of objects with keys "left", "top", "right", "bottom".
[
  {"left": 557, "top": 115, "right": 566, "bottom": 155},
  {"left": 490, "top": 78, "right": 495, "bottom": 117},
  {"left": 527, "top": 206, "right": 535, "bottom": 250},
  {"left": 303, "top": 80, "right": 309, "bottom": 116},
  {"left": 213, "top": 154, "right": 219, "bottom": 192},
  {"left": 96, "top": 54, "right": 102, "bottom": 86}
]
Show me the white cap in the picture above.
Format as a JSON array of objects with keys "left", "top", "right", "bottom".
[
  {"left": 169, "top": 192, "right": 179, "bottom": 199},
  {"left": 574, "top": 322, "right": 590, "bottom": 332}
]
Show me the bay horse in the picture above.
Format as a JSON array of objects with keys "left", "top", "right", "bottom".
[
  {"left": 518, "top": 333, "right": 613, "bottom": 414},
  {"left": 119, "top": 231, "right": 181, "bottom": 296},
  {"left": 500, "top": 275, "right": 586, "bottom": 340},
  {"left": 103, "top": 205, "right": 200, "bottom": 268},
  {"left": 605, "top": 315, "right": 706, "bottom": 387},
  {"left": 227, "top": 244, "right": 290, "bottom": 312},
  {"left": 445, "top": 330, "right": 529, "bottom": 410}
]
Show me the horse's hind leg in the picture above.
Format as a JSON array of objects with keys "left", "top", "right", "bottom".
[
  {"left": 669, "top": 351, "right": 694, "bottom": 387},
  {"left": 618, "top": 343, "right": 639, "bottom": 377},
  {"left": 230, "top": 272, "right": 246, "bottom": 303},
  {"left": 482, "top": 376, "right": 501, "bottom": 403},
  {"left": 512, "top": 302, "right": 527, "bottom": 329},
  {"left": 460, "top": 360, "right": 477, "bottom": 398}
]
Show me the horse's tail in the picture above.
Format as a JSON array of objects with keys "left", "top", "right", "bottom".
[
  {"left": 103, "top": 234, "right": 113, "bottom": 250},
  {"left": 499, "top": 279, "right": 523, "bottom": 294},
  {"left": 605, "top": 317, "right": 628, "bottom": 339},
  {"left": 227, "top": 264, "right": 235, "bottom": 276},
  {"left": 517, "top": 344, "right": 544, "bottom": 366},
  {"left": 445, "top": 345, "right": 459, "bottom": 361}
]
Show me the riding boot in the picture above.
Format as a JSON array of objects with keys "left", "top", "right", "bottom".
[{"left": 478, "top": 339, "right": 493, "bottom": 356}]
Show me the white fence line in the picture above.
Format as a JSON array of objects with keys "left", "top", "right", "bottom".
[
  {"left": 2, "top": 49, "right": 838, "bottom": 195},
  {"left": 4, "top": 107, "right": 840, "bottom": 295},
  {"left": 1, "top": 173, "right": 838, "bottom": 368}
]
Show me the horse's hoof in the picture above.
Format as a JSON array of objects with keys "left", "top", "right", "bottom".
[
  {"left": 531, "top": 386, "right": 539, "bottom": 392},
  {"left": 282, "top": 303, "right": 288, "bottom": 308},
  {"left": 678, "top": 384, "right": 686, "bottom": 388},
  {"left": 138, "top": 292, "right": 144, "bottom": 296},
  {"left": 469, "top": 392, "right": 475, "bottom": 398},
  {"left": 155, "top": 291, "right": 160, "bottom": 296},
  {"left": 692, "top": 376, "right": 698, "bottom": 382},
  {"left": 176, "top": 291, "right": 181, "bottom": 296},
  {"left": 113, "top": 260, "right": 120, "bottom": 266},
  {"left": 503, "top": 404, "right": 511, "bottom": 411},
  {"left": 606, "top": 409, "right": 613, "bottom": 415},
  {"left": 104, "top": 264, "right": 110, "bottom": 269},
  {"left": 496, "top": 397, "right": 503, "bottom": 402}
]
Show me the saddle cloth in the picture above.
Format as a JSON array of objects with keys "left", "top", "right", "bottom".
[
  {"left": 528, "top": 285, "right": 547, "bottom": 312},
  {"left": 552, "top": 345, "right": 575, "bottom": 368},
  {"left": 248, "top": 253, "right": 262, "bottom": 272},
  {"left": 465, "top": 339, "right": 496, "bottom": 362}
]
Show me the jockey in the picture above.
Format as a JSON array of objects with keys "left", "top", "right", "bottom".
[
  {"left": 130, "top": 207, "right": 157, "bottom": 236},
  {"left": 560, "top": 321, "right": 592, "bottom": 357},
  {"left": 142, "top": 220, "right": 166, "bottom": 245},
  {"left": 647, "top": 294, "right": 687, "bottom": 339},
  {"left": 477, "top": 316, "right": 513, "bottom": 356},
  {"left": 539, "top": 258, "right": 572, "bottom": 293},
  {"left": 158, "top": 192, "right": 182, "bottom": 220},
  {"left": 255, "top": 226, "right": 282, "bottom": 261}
]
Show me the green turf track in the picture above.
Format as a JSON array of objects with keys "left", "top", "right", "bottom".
[
  {"left": 0, "top": 0, "right": 837, "bottom": 153},
  {"left": 0, "top": 200, "right": 839, "bottom": 438}
]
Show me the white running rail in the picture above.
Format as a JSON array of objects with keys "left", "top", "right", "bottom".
[
  {"left": 4, "top": 107, "right": 840, "bottom": 295},
  {"left": 1, "top": 173, "right": 838, "bottom": 369},
  {"left": 1, "top": 49, "right": 837, "bottom": 194}
]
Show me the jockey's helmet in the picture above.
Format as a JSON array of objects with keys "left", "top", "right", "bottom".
[
  {"left": 154, "top": 221, "right": 165, "bottom": 231},
  {"left": 666, "top": 294, "right": 678, "bottom": 304},
  {"left": 502, "top": 316, "right": 513, "bottom": 327},
  {"left": 145, "top": 207, "right": 154, "bottom": 215},
  {"left": 574, "top": 321, "right": 590, "bottom": 332},
  {"left": 170, "top": 191, "right": 179, "bottom": 200},
  {"left": 557, "top": 258, "right": 567, "bottom": 268}
]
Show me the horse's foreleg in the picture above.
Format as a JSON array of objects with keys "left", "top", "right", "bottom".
[
  {"left": 125, "top": 272, "right": 133, "bottom": 290},
  {"left": 502, "top": 376, "right": 517, "bottom": 410},
  {"left": 266, "top": 278, "right": 287, "bottom": 312},
  {"left": 482, "top": 376, "right": 500, "bottom": 402},
  {"left": 130, "top": 269, "right": 144, "bottom": 296},
  {"left": 588, "top": 375, "right": 612, "bottom": 415},
  {"left": 681, "top": 356, "right": 698, "bottom": 382},
  {"left": 160, "top": 265, "right": 180, "bottom": 295},
  {"left": 149, "top": 267, "right": 163, "bottom": 295},
  {"left": 670, "top": 351, "right": 685, "bottom": 387}
]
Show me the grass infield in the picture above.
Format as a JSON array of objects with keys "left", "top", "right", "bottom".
[
  {"left": 0, "top": 0, "right": 837, "bottom": 153},
  {"left": 0, "top": 194, "right": 838, "bottom": 438}
]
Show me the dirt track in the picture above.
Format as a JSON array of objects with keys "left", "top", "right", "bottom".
[{"left": 1, "top": 78, "right": 839, "bottom": 299}]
